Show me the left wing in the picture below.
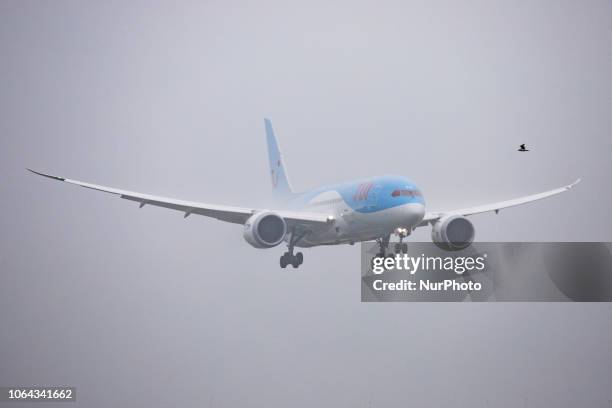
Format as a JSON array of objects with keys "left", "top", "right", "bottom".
[
  {"left": 27, "top": 169, "right": 334, "bottom": 228},
  {"left": 418, "top": 179, "right": 581, "bottom": 227}
]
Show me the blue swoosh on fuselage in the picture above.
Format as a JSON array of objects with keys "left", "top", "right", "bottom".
[{"left": 288, "top": 175, "right": 425, "bottom": 213}]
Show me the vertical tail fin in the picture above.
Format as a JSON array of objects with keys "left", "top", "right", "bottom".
[{"left": 264, "top": 118, "right": 293, "bottom": 198}]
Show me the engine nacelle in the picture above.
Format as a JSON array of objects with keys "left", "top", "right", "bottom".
[
  {"left": 431, "top": 215, "right": 475, "bottom": 251},
  {"left": 243, "top": 212, "right": 287, "bottom": 248}
]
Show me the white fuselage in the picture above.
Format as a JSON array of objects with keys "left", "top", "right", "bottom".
[{"left": 289, "top": 190, "right": 425, "bottom": 247}]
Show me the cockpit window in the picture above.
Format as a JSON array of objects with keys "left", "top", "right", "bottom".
[{"left": 391, "top": 189, "right": 422, "bottom": 198}]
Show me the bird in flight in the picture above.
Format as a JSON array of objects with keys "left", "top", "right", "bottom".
[{"left": 518, "top": 144, "right": 529, "bottom": 152}]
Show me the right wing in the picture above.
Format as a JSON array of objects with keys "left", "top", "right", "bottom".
[{"left": 27, "top": 169, "right": 334, "bottom": 228}]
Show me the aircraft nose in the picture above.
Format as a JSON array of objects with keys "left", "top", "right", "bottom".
[
  {"left": 404, "top": 202, "right": 425, "bottom": 226},
  {"left": 415, "top": 202, "right": 426, "bottom": 221}
]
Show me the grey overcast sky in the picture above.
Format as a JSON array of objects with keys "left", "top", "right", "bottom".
[{"left": 1, "top": 1, "right": 611, "bottom": 407}]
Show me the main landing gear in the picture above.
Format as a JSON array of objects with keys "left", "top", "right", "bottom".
[
  {"left": 371, "top": 235, "right": 393, "bottom": 265},
  {"left": 371, "top": 235, "right": 393, "bottom": 269},
  {"left": 376, "top": 234, "right": 391, "bottom": 258},
  {"left": 280, "top": 251, "right": 303, "bottom": 268},
  {"left": 280, "top": 229, "right": 307, "bottom": 269},
  {"left": 394, "top": 228, "right": 409, "bottom": 254}
]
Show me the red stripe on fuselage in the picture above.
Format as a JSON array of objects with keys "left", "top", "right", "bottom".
[{"left": 354, "top": 182, "right": 373, "bottom": 201}]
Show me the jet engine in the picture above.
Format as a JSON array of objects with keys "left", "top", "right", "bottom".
[
  {"left": 243, "top": 212, "right": 287, "bottom": 248},
  {"left": 431, "top": 215, "right": 475, "bottom": 250}
]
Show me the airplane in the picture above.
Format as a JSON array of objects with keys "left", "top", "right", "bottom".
[{"left": 28, "top": 119, "right": 580, "bottom": 268}]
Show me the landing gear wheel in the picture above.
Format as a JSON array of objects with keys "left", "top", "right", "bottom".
[
  {"left": 291, "top": 256, "right": 300, "bottom": 268},
  {"left": 395, "top": 241, "right": 408, "bottom": 254},
  {"left": 280, "top": 251, "right": 304, "bottom": 269},
  {"left": 280, "top": 252, "right": 289, "bottom": 268}
]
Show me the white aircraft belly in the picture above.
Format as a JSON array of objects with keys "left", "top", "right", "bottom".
[{"left": 296, "top": 203, "right": 425, "bottom": 247}]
